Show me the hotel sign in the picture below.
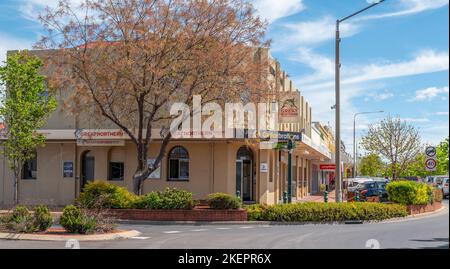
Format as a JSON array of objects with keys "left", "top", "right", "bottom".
[
  {"left": 279, "top": 91, "right": 300, "bottom": 123},
  {"left": 74, "top": 129, "right": 128, "bottom": 140}
]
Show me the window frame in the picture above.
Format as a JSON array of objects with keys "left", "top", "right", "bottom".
[
  {"left": 108, "top": 162, "right": 125, "bottom": 181},
  {"left": 22, "top": 155, "right": 37, "bottom": 180},
  {"left": 167, "top": 146, "right": 190, "bottom": 181}
]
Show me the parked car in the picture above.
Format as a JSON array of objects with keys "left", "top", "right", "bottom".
[
  {"left": 441, "top": 177, "right": 449, "bottom": 199},
  {"left": 403, "top": 176, "right": 422, "bottom": 182},
  {"left": 359, "top": 181, "right": 389, "bottom": 202},
  {"left": 347, "top": 179, "right": 388, "bottom": 202}
]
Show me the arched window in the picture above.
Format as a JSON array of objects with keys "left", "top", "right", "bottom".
[{"left": 168, "top": 146, "right": 189, "bottom": 181}]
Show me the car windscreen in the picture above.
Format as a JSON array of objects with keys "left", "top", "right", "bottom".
[{"left": 364, "top": 182, "right": 377, "bottom": 189}]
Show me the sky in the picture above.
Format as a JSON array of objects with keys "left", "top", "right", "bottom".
[{"left": 0, "top": 0, "right": 448, "bottom": 150}]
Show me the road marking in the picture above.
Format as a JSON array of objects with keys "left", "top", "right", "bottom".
[
  {"left": 190, "top": 229, "right": 207, "bottom": 232},
  {"left": 239, "top": 226, "right": 254, "bottom": 229},
  {"left": 131, "top": 236, "right": 150, "bottom": 240},
  {"left": 164, "top": 231, "right": 181, "bottom": 234},
  {"left": 216, "top": 227, "right": 231, "bottom": 230}
]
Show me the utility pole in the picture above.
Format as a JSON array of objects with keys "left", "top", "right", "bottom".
[{"left": 335, "top": 0, "right": 385, "bottom": 202}]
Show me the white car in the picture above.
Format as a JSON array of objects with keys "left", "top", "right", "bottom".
[{"left": 442, "top": 177, "right": 449, "bottom": 199}]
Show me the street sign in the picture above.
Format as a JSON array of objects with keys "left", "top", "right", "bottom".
[
  {"left": 425, "top": 146, "right": 437, "bottom": 158},
  {"left": 425, "top": 158, "right": 437, "bottom": 171}
]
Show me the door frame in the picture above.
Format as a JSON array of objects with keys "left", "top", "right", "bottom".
[
  {"left": 236, "top": 159, "right": 254, "bottom": 203},
  {"left": 80, "top": 151, "right": 95, "bottom": 190}
]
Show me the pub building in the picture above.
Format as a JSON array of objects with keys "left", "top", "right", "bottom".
[{"left": 0, "top": 49, "right": 334, "bottom": 207}]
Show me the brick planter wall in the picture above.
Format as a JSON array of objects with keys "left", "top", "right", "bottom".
[
  {"left": 106, "top": 208, "right": 248, "bottom": 221},
  {"left": 407, "top": 202, "right": 442, "bottom": 215}
]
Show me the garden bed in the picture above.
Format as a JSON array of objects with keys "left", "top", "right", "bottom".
[
  {"left": 407, "top": 202, "right": 442, "bottom": 215},
  {"left": 106, "top": 208, "right": 248, "bottom": 221}
]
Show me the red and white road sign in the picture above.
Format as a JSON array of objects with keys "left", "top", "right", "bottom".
[{"left": 425, "top": 158, "right": 437, "bottom": 171}]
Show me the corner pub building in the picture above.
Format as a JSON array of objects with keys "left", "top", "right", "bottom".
[{"left": 0, "top": 49, "right": 332, "bottom": 207}]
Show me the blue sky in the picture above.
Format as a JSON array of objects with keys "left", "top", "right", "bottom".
[{"left": 0, "top": 0, "right": 449, "bottom": 149}]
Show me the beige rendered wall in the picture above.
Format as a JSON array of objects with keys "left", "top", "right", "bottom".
[{"left": 0, "top": 143, "right": 77, "bottom": 206}]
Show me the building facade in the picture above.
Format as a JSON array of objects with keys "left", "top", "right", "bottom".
[{"left": 0, "top": 50, "right": 332, "bottom": 206}]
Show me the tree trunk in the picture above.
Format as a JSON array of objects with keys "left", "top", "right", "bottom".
[{"left": 13, "top": 165, "right": 19, "bottom": 205}]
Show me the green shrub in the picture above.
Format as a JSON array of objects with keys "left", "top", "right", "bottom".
[
  {"left": 32, "top": 205, "right": 53, "bottom": 232},
  {"left": 158, "top": 188, "right": 195, "bottom": 209},
  {"left": 76, "top": 181, "right": 137, "bottom": 209},
  {"left": 246, "top": 202, "right": 407, "bottom": 222},
  {"left": 10, "top": 206, "right": 31, "bottom": 223},
  {"left": 0, "top": 206, "right": 54, "bottom": 233},
  {"left": 207, "top": 193, "right": 242, "bottom": 209},
  {"left": 133, "top": 192, "right": 163, "bottom": 209},
  {"left": 245, "top": 204, "right": 267, "bottom": 221},
  {"left": 59, "top": 205, "right": 97, "bottom": 234},
  {"left": 386, "top": 181, "right": 432, "bottom": 205}
]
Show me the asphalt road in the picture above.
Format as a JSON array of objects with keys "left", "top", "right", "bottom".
[{"left": 0, "top": 200, "right": 448, "bottom": 249}]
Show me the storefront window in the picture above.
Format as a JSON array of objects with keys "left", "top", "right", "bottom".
[
  {"left": 109, "top": 162, "right": 124, "bottom": 181},
  {"left": 22, "top": 154, "right": 37, "bottom": 180},
  {"left": 168, "top": 146, "right": 189, "bottom": 181}
]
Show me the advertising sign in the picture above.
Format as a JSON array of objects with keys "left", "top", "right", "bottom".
[
  {"left": 63, "top": 161, "right": 74, "bottom": 178},
  {"left": 320, "top": 164, "right": 336, "bottom": 171},
  {"left": 279, "top": 91, "right": 300, "bottom": 123}
]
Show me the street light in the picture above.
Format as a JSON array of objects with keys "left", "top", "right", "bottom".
[
  {"left": 353, "top": 110, "right": 384, "bottom": 177},
  {"left": 335, "top": 0, "right": 385, "bottom": 202}
]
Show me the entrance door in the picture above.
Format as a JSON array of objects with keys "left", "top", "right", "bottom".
[
  {"left": 81, "top": 153, "right": 95, "bottom": 190},
  {"left": 236, "top": 160, "right": 253, "bottom": 202},
  {"left": 236, "top": 146, "right": 254, "bottom": 203},
  {"left": 242, "top": 160, "right": 252, "bottom": 201}
]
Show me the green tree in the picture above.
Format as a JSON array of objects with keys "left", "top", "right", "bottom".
[
  {"left": 358, "top": 153, "right": 386, "bottom": 177},
  {"left": 436, "top": 137, "right": 449, "bottom": 175},
  {"left": 0, "top": 50, "right": 57, "bottom": 204},
  {"left": 361, "top": 116, "right": 421, "bottom": 179},
  {"left": 398, "top": 153, "right": 427, "bottom": 178}
]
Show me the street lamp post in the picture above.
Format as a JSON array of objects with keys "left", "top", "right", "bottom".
[
  {"left": 335, "top": 0, "right": 385, "bottom": 202},
  {"left": 353, "top": 110, "right": 384, "bottom": 177}
]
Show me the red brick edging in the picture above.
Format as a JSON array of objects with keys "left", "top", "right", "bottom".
[
  {"left": 106, "top": 208, "right": 248, "bottom": 221},
  {"left": 407, "top": 202, "right": 442, "bottom": 215}
]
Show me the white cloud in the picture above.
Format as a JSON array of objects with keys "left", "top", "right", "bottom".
[
  {"left": 18, "top": 0, "right": 90, "bottom": 21},
  {"left": 436, "top": 111, "right": 449, "bottom": 116},
  {"left": 253, "top": 0, "right": 304, "bottom": 23},
  {"left": 402, "top": 117, "right": 430, "bottom": 123},
  {"left": 359, "top": 0, "right": 449, "bottom": 21},
  {"left": 0, "top": 33, "right": 34, "bottom": 64},
  {"left": 302, "top": 50, "right": 449, "bottom": 91},
  {"left": 409, "top": 86, "right": 449, "bottom": 101},
  {"left": 272, "top": 17, "right": 359, "bottom": 51},
  {"left": 364, "top": 91, "right": 394, "bottom": 102}
]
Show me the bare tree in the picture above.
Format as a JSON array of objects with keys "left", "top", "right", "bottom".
[
  {"left": 36, "top": 0, "right": 270, "bottom": 194},
  {"left": 360, "top": 116, "right": 421, "bottom": 180}
]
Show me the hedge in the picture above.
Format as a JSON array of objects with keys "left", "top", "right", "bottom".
[
  {"left": 133, "top": 188, "right": 195, "bottom": 210},
  {"left": 76, "top": 181, "right": 137, "bottom": 209},
  {"left": 386, "top": 181, "right": 432, "bottom": 205},
  {"left": 207, "top": 193, "right": 242, "bottom": 209},
  {"left": 246, "top": 202, "right": 408, "bottom": 222},
  {"left": 76, "top": 182, "right": 197, "bottom": 210}
]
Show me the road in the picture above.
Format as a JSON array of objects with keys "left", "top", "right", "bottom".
[{"left": 0, "top": 200, "right": 448, "bottom": 249}]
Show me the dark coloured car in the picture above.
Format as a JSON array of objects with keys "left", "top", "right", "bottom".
[{"left": 359, "top": 181, "right": 389, "bottom": 202}]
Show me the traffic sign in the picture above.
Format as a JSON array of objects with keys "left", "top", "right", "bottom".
[
  {"left": 425, "top": 146, "right": 437, "bottom": 158},
  {"left": 425, "top": 158, "right": 437, "bottom": 171}
]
